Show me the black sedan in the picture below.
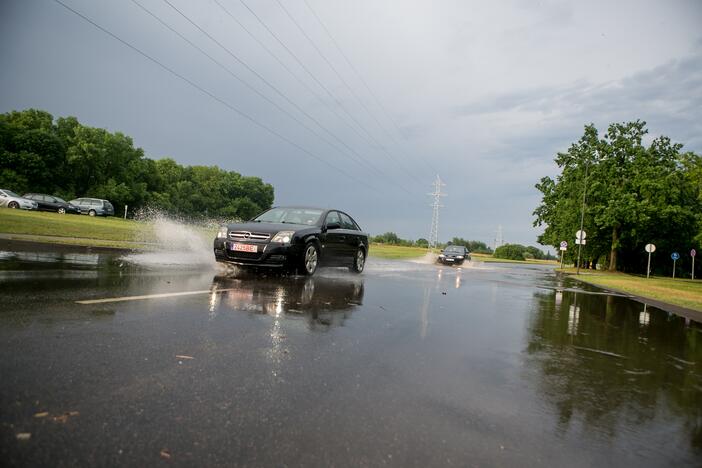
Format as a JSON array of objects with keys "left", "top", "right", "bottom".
[
  {"left": 437, "top": 245, "right": 471, "bottom": 265},
  {"left": 22, "top": 193, "right": 80, "bottom": 214},
  {"left": 213, "top": 207, "right": 369, "bottom": 275}
]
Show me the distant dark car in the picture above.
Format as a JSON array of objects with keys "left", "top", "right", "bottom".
[
  {"left": 68, "top": 198, "right": 115, "bottom": 217},
  {"left": 213, "top": 206, "right": 369, "bottom": 275},
  {"left": 23, "top": 193, "right": 80, "bottom": 214},
  {"left": 437, "top": 245, "right": 471, "bottom": 265},
  {"left": 0, "top": 189, "right": 38, "bottom": 210}
]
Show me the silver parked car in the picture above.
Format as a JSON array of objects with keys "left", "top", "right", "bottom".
[
  {"left": 68, "top": 198, "right": 115, "bottom": 217},
  {"left": 0, "top": 189, "right": 38, "bottom": 210}
]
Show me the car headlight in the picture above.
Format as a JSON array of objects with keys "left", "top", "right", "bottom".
[
  {"left": 439, "top": 254, "right": 445, "bottom": 258},
  {"left": 217, "top": 226, "right": 228, "bottom": 238},
  {"left": 457, "top": 256, "right": 464, "bottom": 259},
  {"left": 271, "top": 231, "right": 295, "bottom": 244}
]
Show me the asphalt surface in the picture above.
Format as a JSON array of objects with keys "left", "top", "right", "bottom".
[{"left": 0, "top": 246, "right": 701, "bottom": 467}]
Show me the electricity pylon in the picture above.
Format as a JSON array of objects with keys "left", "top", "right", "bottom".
[{"left": 428, "top": 175, "right": 446, "bottom": 251}]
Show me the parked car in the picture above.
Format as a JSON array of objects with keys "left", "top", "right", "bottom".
[
  {"left": 0, "top": 189, "right": 38, "bottom": 210},
  {"left": 68, "top": 198, "right": 115, "bottom": 217},
  {"left": 437, "top": 245, "right": 471, "bottom": 265},
  {"left": 213, "top": 206, "right": 369, "bottom": 275},
  {"left": 23, "top": 193, "right": 80, "bottom": 214}
]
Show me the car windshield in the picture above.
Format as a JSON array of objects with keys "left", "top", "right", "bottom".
[
  {"left": 252, "top": 207, "right": 323, "bottom": 225},
  {"left": 55, "top": 197, "right": 67, "bottom": 203},
  {"left": 3, "top": 190, "right": 20, "bottom": 197},
  {"left": 444, "top": 246, "right": 464, "bottom": 253}
]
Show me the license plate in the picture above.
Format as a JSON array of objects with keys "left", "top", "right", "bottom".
[
  {"left": 445, "top": 258, "right": 454, "bottom": 262},
  {"left": 229, "top": 242, "right": 257, "bottom": 253}
]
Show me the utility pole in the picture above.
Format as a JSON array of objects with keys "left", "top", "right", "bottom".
[
  {"left": 576, "top": 159, "right": 590, "bottom": 275},
  {"left": 428, "top": 175, "right": 446, "bottom": 251},
  {"left": 494, "top": 225, "right": 503, "bottom": 251}
]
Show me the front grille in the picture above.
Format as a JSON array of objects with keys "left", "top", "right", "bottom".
[{"left": 229, "top": 231, "right": 270, "bottom": 241}]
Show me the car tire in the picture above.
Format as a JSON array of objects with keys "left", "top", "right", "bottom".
[
  {"left": 88, "top": 209, "right": 96, "bottom": 217},
  {"left": 57, "top": 207, "right": 66, "bottom": 214},
  {"left": 301, "top": 243, "right": 319, "bottom": 276},
  {"left": 350, "top": 248, "right": 366, "bottom": 273},
  {"left": 8, "top": 201, "right": 19, "bottom": 209}
]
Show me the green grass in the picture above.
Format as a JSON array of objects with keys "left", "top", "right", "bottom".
[
  {"left": 368, "top": 243, "right": 429, "bottom": 259},
  {"left": 0, "top": 208, "right": 153, "bottom": 241},
  {"left": 471, "top": 252, "right": 559, "bottom": 265},
  {"left": 0, "top": 208, "right": 220, "bottom": 250},
  {"left": 567, "top": 270, "right": 702, "bottom": 312}
]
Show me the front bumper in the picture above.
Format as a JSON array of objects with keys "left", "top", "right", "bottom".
[
  {"left": 438, "top": 256, "right": 464, "bottom": 264},
  {"left": 213, "top": 239, "right": 303, "bottom": 268}
]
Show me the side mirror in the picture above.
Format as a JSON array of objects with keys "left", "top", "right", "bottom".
[{"left": 326, "top": 222, "right": 341, "bottom": 230}]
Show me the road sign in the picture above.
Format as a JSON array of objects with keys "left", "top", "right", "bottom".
[
  {"left": 575, "top": 238, "right": 586, "bottom": 245},
  {"left": 575, "top": 230, "right": 586, "bottom": 241},
  {"left": 671, "top": 252, "right": 680, "bottom": 261},
  {"left": 645, "top": 244, "right": 656, "bottom": 253},
  {"left": 560, "top": 241, "right": 568, "bottom": 251},
  {"left": 691, "top": 249, "right": 697, "bottom": 257}
]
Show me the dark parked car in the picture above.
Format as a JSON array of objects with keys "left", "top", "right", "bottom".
[
  {"left": 68, "top": 198, "right": 115, "bottom": 217},
  {"left": 437, "top": 245, "right": 471, "bottom": 265},
  {"left": 23, "top": 193, "right": 80, "bottom": 214},
  {"left": 213, "top": 206, "right": 369, "bottom": 275}
]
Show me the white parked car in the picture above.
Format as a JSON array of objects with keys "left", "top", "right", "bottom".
[{"left": 0, "top": 188, "right": 39, "bottom": 210}]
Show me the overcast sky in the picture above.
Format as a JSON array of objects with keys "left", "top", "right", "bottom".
[{"left": 2, "top": 0, "right": 701, "bottom": 248}]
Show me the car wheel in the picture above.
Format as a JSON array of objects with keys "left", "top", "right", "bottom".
[
  {"left": 350, "top": 248, "right": 366, "bottom": 273},
  {"left": 88, "top": 209, "right": 96, "bottom": 217},
  {"left": 57, "top": 207, "right": 66, "bottom": 214},
  {"left": 8, "top": 201, "right": 19, "bottom": 209},
  {"left": 301, "top": 243, "right": 319, "bottom": 276}
]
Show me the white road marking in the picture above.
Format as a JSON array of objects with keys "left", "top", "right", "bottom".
[{"left": 75, "top": 289, "right": 236, "bottom": 305}]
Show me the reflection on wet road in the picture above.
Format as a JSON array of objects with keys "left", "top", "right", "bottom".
[{"left": 0, "top": 246, "right": 700, "bottom": 466}]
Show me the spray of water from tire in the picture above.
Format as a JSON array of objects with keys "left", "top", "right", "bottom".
[{"left": 120, "top": 208, "right": 231, "bottom": 270}]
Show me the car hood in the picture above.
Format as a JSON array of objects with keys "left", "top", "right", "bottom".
[{"left": 225, "top": 222, "right": 315, "bottom": 234}]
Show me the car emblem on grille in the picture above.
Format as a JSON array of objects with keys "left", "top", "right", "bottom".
[{"left": 243, "top": 232, "right": 251, "bottom": 239}]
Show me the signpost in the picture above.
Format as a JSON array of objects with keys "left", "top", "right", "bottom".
[
  {"left": 575, "top": 230, "right": 586, "bottom": 274},
  {"left": 692, "top": 249, "right": 697, "bottom": 280},
  {"left": 645, "top": 243, "right": 656, "bottom": 279},
  {"left": 671, "top": 252, "right": 680, "bottom": 279},
  {"left": 559, "top": 241, "right": 567, "bottom": 269}
]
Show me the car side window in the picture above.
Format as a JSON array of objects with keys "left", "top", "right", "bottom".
[
  {"left": 325, "top": 211, "right": 341, "bottom": 227},
  {"left": 339, "top": 213, "right": 357, "bottom": 230}
]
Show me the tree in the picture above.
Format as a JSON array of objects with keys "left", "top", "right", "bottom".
[
  {"left": 534, "top": 121, "right": 701, "bottom": 273},
  {"left": 494, "top": 244, "right": 527, "bottom": 261}
]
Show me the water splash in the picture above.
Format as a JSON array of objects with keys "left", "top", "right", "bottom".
[{"left": 122, "top": 211, "right": 218, "bottom": 269}]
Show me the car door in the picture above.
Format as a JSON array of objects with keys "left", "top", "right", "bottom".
[
  {"left": 35, "top": 195, "right": 51, "bottom": 211},
  {"left": 320, "top": 211, "right": 345, "bottom": 265},
  {"left": 338, "top": 212, "right": 362, "bottom": 263}
]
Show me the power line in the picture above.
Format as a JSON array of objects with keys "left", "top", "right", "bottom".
[
  {"left": 51, "top": 0, "right": 376, "bottom": 192},
  {"left": 209, "top": 0, "right": 396, "bottom": 183},
  {"left": 236, "top": 0, "right": 376, "bottom": 149},
  {"left": 274, "top": 0, "right": 427, "bottom": 186},
  {"left": 162, "top": 0, "right": 416, "bottom": 196},
  {"left": 302, "top": 0, "right": 439, "bottom": 176},
  {"left": 130, "top": 0, "right": 381, "bottom": 185}
]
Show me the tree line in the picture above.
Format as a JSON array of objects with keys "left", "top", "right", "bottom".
[
  {"left": 533, "top": 120, "right": 701, "bottom": 275},
  {"left": 0, "top": 109, "right": 274, "bottom": 219},
  {"left": 370, "top": 232, "right": 495, "bottom": 254}
]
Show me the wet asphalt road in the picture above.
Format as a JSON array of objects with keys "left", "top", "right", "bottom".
[{"left": 0, "top": 245, "right": 701, "bottom": 467}]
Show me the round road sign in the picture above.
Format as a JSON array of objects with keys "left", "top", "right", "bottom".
[
  {"left": 692, "top": 249, "right": 697, "bottom": 257},
  {"left": 645, "top": 244, "right": 656, "bottom": 253},
  {"left": 575, "top": 230, "right": 586, "bottom": 241},
  {"left": 671, "top": 252, "right": 680, "bottom": 261},
  {"left": 560, "top": 241, "right": 568, "bottom": 248}
]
